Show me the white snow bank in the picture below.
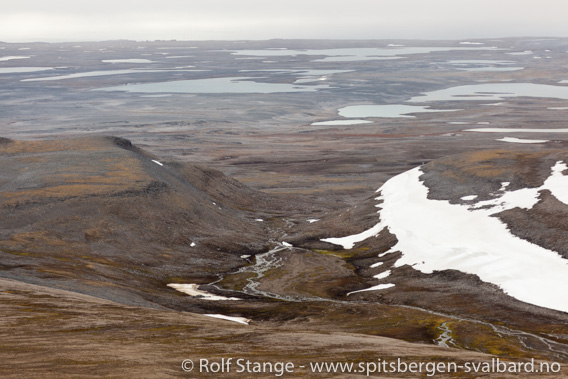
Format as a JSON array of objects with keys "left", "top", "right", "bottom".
[
  {"left": 204, "top": 314, "right": 250, "bottom": 325},
  {"left": 311, "top": 119, "right": 372, "bottom": 126},
  {"left": 466, "top": 128, "right": 568, "bottom": 133},
  {"left": 321, "top": 220, "right": 385, "bottom": 250},
  {"left": 497, "top": 137, "right": 548, "bottom": 144},
  {"left": 542, "top": 162, "right": 568, "bottom": 205},
  {"left": 374, "top": 270, "right": 391, "bottom": 279},
  {"left": 460, "top": 195, "right": 478, "bottom": 201},
  {"left": 167, "top": 283, "right": 240, "bottom": 301},
  {"left": 323, "top": 162, "right": 568, "bottom": 312},
  {"left": 347, "top": 284, "right": 395, "bottom": 296}
]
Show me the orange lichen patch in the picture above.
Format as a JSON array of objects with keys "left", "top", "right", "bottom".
[
  {"left": 440, "top": 170, "right": 465, "bottom": 182},
  {"left": 1, "top": 146, "right": 152, "bottom": 206},
  {"left": 105, "top": 159, "right": 151, "bottom": 183},
  {"left": 0, "top": 139, "right": 104, "bottom": 155},
  {"left": 460, "top": 150, "right": 511, "bottom": 163},
  {"left": 10, "top": 231, "right": 70, "bottom": 247},
  {"left": 431, "top": 149, "right": 560, "bottom": 182},
  {"left": 0, "top": 232, "right": 87, "bottom": 258},
  {"left": 3, "top": 184, "right": 124, "bottom": 201},
  {"left": 454, "top": 150, "right": 552, "bottom": 168},
  {"left": 81, "top": 280, "right": 119, "bottom": 288},
  {"left": 84, "top": 228, "right": 104, "bottom": 242},
  {"left": 80, "top": 256, "right": 117, "bottom": 265},
  {"left": 37, "top": 158, "right": 150, "bottom": 187},
  {"left": 12, "top": 232, "right": 65, "bottom": 245},
  {"left": 462, "top": 165, "right": 508, "bottom": 178},
  {"left": 436, "top": 164, "right": 507, "bottom": 181},
  {"left": 36, "top": 267, "right": 77, "bottom": 278}
]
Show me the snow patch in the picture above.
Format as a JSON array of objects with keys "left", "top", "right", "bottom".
[
  {"left": 167, "top": 283, "right": 240, "bottom": 301},
  {"left": 466, "top": 128, "right": 568, "bottom": 133},
  {"left": 374, "top": 270, "right": 391, "bottom": 280},
  {"left": 497, "top": 137, "right": 548, "bottom": 144},
  {"left": 460, "top": 195, "right": 478, "bottom": 201},
  {"left": 321, "top": 220, "right": 385, "bottom": 249},
  {"left": 542, "top": 162, "right": 568, "bottom": 205},
  {"left": 151, "top": 159, "right": 163, "bottom": 166},
  {"left": 204, "top": 314, "right": 250, "bottom": 325},
  {"left": 347, "top": 284, "right": 395, "bottom": 296}
]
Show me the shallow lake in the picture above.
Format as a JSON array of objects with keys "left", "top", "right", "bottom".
[
  {"left": 0, "top": 55, "right": 30, "bottom": 62},
  {"left": 22, "top": 69, "right": 203, "bottom": 82},
  {"left": 311, "top": 119, "right": 372, "bottom": 126},
  {"left": 239, "top": 69, "right": 352, "bottom": 83},
  {"left": 94, "top": 76, "right": 331, "bottom": 94},
  {"left": 229, "top": 46, "right": 496, "bottom": 62},
  {"left": 338, "top": 104, "right": 458, "bottom": 118},
  {"left": 445, "top": 60, "right": 523, "bottom": 72},
  {"left": 102, "top": 59, "right": 154, "bottom": 64},
  {"left": 0, "top": 67, "right": 54, "bottom": 74},
  {"left": 409, "top": 83, "right": 568, "bottom": 102}
]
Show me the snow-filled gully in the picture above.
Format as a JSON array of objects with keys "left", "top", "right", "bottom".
[{"left": 322, "top": 161, "right": 568, "bottom": 314}]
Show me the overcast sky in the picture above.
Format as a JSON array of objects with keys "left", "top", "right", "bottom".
[{"left": 2, "top": 0, "right": 568, "bottom": 42}]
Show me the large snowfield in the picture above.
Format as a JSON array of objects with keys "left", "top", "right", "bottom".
[{"left": 323, "top": 162, "right": 568, "bottom": 313}]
